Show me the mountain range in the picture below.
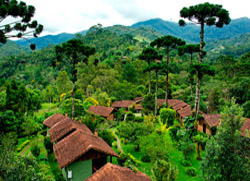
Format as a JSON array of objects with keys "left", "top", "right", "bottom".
[{"left": 0, "top": 17, "right": 249, "bottom": 58}]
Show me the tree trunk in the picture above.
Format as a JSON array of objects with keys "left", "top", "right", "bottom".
[
  {"left": 190, "top": 76, "right": 194, "bottom": 104},
  {"left": 148, "top": 71, "right": 151, "bottom": 93},
  {"left": 72, "top": 81, "right": 75, "bottom": 119},
  {"left": 155, "top": 70, "right": 158, "bottom": 116},
  {"left": 190, "top": 53, "right": 193, "bottom": 104},
  {"left": 194, "top": 23, "right": 204, "bottom": 118},
  {"left": 165, "top": 47, "right": 169, "bottom": 107},
  {"left": 194, "top": 76, "right": 201, "bottom": 119},
  {"left": 72, "top": 63, "right": 76, "bottom": 119}
]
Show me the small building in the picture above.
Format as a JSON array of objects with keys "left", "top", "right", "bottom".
[
  {"left": 49, "top": 118, "right": 93, "bottom": 143},
  {"left": 53, "top": 129, "right": 119, "bottom": 181},
  {"left": 197, "top": 114, "right": 221, "bottom": 135},
  {"left": 112, "top": 100, "right": 135, "bottom": 110},
  {"left": 157, "top": 99, "right": 192, "bottom": 121},
  {"left": 43, "top": 114, "right": 119, "bottom": 181},
  {"left": 241, "top": 118, "right": 250, "bottom": 136},
  {"left": 43, "top": 113, "right": 67, "bottom": 128},
  {"left": 88, "top": 105, "right": 115, "bottom": 120},
  {"left": 86, "top": 163, "right": 151, "bottom": 181}
]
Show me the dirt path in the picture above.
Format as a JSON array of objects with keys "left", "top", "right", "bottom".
[
  {"left": 113, "top": 131, "right": 123, "bottom": 153},
  {"left": 20, "top": 143, "right": 31, "bottom": 156}
]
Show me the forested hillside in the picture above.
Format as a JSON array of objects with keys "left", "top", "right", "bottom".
[
  {"left": 1, "top": 1, "right": 250, "bottom": 180},
  {"left": 133, "top": 17, "right": 250, "bottom": 42}
]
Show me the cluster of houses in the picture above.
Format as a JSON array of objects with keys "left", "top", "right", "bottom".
[
  {"left": 43, "top": 97, "right": 250, "bottom": 180},
  {"left": 88, "top": 97, "right": 250, "bottom": 136},
  {"left": 43, "top": 113, "right": 151, "bottom": 181}
]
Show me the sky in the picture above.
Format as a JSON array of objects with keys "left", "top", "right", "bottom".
[{"left": 21, "top": 0, "right": 250, "bottom": 35}]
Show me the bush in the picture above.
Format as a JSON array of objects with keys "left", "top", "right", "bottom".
[
  {"left": 181, "top": 159, "right": 192, "bottom": 167},
  {"left": 185, "top": 167, "right": 197, "bottom": 177},
  {"left": 125, "top": 111, "right": 135, "bottom": 122},
  {"left": 31, "top": 145, "right": 40, "bottom": 157},
  {"left": 152, "top": 160, "right": 178, "bottom": 181},
  {"left": 141, "top": 154, "right": 151, "bottom": 162},
  {"left": 117, "top": 152, "right": 139, "bottom": 167},
  {"left": 160, "top": 108, "right": 176, "bottom": 126},
  {"left": 99, "top": 130, "right": 115, "bottom": 147},
  {"left": 44, "top": 136, "right": 53, "bottom": 153},
  {"left": 181, "top": 141, "right": 195, "bottom": 161},
  {"left": 135, "top": 116, "right": 144, "bottom": 122},
  {"left": 169, "top": 125, "right": 180, "bottom": 142}
]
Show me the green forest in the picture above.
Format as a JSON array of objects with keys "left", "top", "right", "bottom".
[{"left": 0, "top": 1, "right": 250, "bottom": 181}]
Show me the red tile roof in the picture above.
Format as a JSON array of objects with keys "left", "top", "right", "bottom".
[
  {"left": 88, "top": 105, "right": 114, "bottom": 118},
  {"left": 134, "top": 97, "right": 144, "bottom": 104},
  {"left": 43, "top": 113, "right": 66, "bottom": 128},
  {"left": 86, "top": 163, "right": 151, "bottom": 181},
  {"left": 49, "top": 118, "right": 93, "bottom": 143},
  {"left": 135, "top": 104, "right": 143, "bottom": 110},
  {"left": 241, "top": 118, "right": 250, "bottom": 136},
  {"left": 202, "top": 114, "right": 222, "bottom": 128},
  {"left": 157, "top": 99, "right": 188, "bottom": 111},
  {"left": 112, "top": 100, "right": 135, "bottom": 108},
  {"left": 177, "top": 105, "right": 192, "bottom": 118},
  {"left": 53, "top": 130, "right": 119, "bottom": 168}
]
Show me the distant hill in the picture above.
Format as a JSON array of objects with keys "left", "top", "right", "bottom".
[
  {"left": 0, "top": 40, "right": 29, "bottom": 58},
  {"left": 206, "top": 33, "right": 250, "bottom": 60},
  {"left": 15, "top": 26, "right": 161, "bottom": 49},
  {"left": 132, "top": 17, "right": 250, "bottom": 42},
  {"left": 15, "top": 33, "right": 75, "bottom": 49},
  {"left": 13, "top": 17, "right": 250, "bottom": 51}
]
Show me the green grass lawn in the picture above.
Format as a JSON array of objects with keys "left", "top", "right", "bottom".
[
  {"left": 35, "top": 102, "right": 59, "bottom": 117},
  {"left": 116, "top": 127, "right": 204, "bottom": 181}
]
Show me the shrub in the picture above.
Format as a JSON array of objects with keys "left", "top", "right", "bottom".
[
  {"left": 125, "top": 111, "right": 135, "bottom": 122},
  {"left": 169, "top": 125, "right": 180, "bottom": 142},
  {"left": 44, "top": 136, "right": 53, "bottom": 153},
  {"left": 31, "top": 145, "right": 40, "bottom": 157},
  {"left": 152, "top": 159, "right": 178, "bottom": 181},
  {"left": 181, "top": 141, "right": 195, "bottom": 161},
  {"left": 160, "top": 108, "right": 176, "bottom": 126},
  {"left": 141, "top": 154, "right": 151, "bottom": 162},
  {"left": 135, "top": 116, "right": 144, "bottom": 122},
  {"left": 181, "top": 159, "right": 192, "bottom": 167},
  {"left": 99, "top": 130, "right": 115, "bottom": 147},
  {"left": 185, "top": 167, "right": 197, "bottom": 177}
]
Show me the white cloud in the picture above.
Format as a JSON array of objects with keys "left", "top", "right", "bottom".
[{"left": 21, "top": 0, "right": 250, "bottom": 35}]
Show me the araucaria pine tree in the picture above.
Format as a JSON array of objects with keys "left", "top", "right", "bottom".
[
  {"left": 55, "top": 39, "right": 95, "bottom": 119},
  {"left": 150, "top": 35, "right": 185, "bottom": 106},
  {"left": 179, "top": 2, "right": 230, "bottom": 118}
]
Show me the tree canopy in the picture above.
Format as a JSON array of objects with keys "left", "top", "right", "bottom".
[{"left": 0, "top": 0, "right": 43, "bottom": 49}]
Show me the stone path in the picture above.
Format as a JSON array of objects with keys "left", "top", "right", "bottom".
[{"left": 113, "top": 130, "right": 123, "bottom": 153}]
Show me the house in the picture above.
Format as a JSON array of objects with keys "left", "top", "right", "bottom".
[
  {"left": 157, "top": 99, "right": 192, "bottom": 121},
  {"left": 197, "top": 114, "right": 221, "bottom": 135},
  {"left": 86, "top": 163, "right": 151, "bottom": 181},
  {"left": 197, "top": 114, "right": 250, "bottom": 137},
  {"left": 112, "top": 100, "right": 135, "bottom": 110},
  {"left": 49, "top": 118, "right": 93, "bottom": 143},
  {"left": 88, "top": 105, "right": 115, "bottom": 120},
  {"left": 43, "top": 113, "right": 67, "bottom": 128},
  {"left": 43, "top": 115, "right": 119, "bottom": 181},
  {"left": 241, "top": 118, "right": 250, "bottom": 136},
  {"left": 53, "top": 129, "right": 119, "bottom": 181}
]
